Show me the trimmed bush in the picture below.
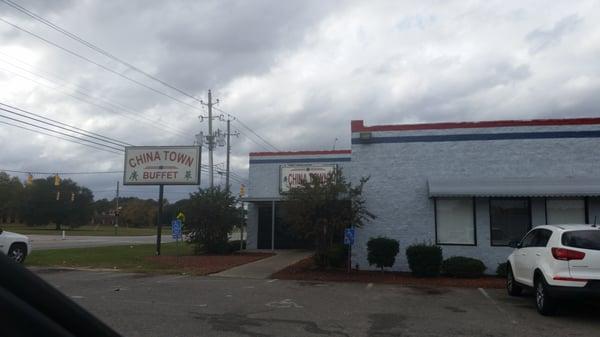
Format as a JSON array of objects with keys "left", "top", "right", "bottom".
[
  {"left": 207, "top": 240, "right": 230, "bottom": 254},
  {"left": 496, "top": 262, "right": 508, "bottom": 278},
  {"left": 367, "top": 237, "right": 400, "bottom": 271},
  {"left": 228, "top": 240, "right": 246, "bottom": 253},
  {"left": 406, "top": 244, "right": 443, "bottom": 277},
  {"left": 442, "top": 256, "right": 487, "bottom": 278},
  {"left": 327, "top": 244, "right": 348, "bottom": 268},
  {"left": 313, "top": 244, "right": 349, "bottom": 268}
]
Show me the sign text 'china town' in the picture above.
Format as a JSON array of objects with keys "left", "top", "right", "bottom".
[
  {"left": 124, "top": 146, "right": 201, "bottom": 185},
  {"left": 279, "top": 165, "right": 337, "bottom": 192}
]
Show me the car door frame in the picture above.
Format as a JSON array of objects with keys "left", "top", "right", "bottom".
[{"left": 513, "top": 229, "right": 540, "bottom": 285}]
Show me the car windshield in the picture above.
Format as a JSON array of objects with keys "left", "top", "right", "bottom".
[{"left": 562, "top": 230, "right": 600, "bottom": 251}]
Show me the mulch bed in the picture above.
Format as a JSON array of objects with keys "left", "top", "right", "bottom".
[
  {"left": 146, "top": 252, "right": 275, "bottom": 275},
  {"left": 272, "top": 257, "right": 505, "bottom": 289}
]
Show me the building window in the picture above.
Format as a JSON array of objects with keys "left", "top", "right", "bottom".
[
  {"left": 546, "top": 198, "right": 586, "bottom": 225},
  {"left": 490, "top": 198, "right": 530, "bottom": 246},
  {"left": 435, "top": 198, "right": 475, "bottom": 245}
]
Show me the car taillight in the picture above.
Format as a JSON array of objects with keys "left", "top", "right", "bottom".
[{"left": 551, "top": 247, "right": 586, "bottom": 261}]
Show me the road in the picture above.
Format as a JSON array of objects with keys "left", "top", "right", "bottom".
[
  {"left": 29, "top": 234, "right": 175, "bottom": 250},
  {"left": 35, "top": 269, "right": 600, "bottom": 337},
  {"left": 29, "top": 231, "right": 244, "bottom": 250}
]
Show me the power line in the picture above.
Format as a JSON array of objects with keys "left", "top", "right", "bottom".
[
  {"left": 0, "top": 168, "right": 123, "bottom": 175},
  {"left": 0, "top": 107, "right": 125, "bottom": 152},
  {"left": 0, "top": 3, "right": 280, "bottom": 153},
  {"left": 0, "top": 16, "right": 202, "bottom": 112},
  {"left": 213, "top": 107, "right": 280, "bottom": 152},
  {"left": 0, "top": 54, "right": 191, "bottom": 140},
  {"left": 0, "top": 120, "right": 122, "bottom": 155},
  {"left": 0, "top": 102, "right": 132, "bottom": 147},
  {"left": 0, "top": 0, "right": 204, "bottom": 105}
]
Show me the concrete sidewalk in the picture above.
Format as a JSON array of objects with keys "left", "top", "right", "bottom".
[{"left": 211, "top": 250, "right": 313, "bottom": 279}]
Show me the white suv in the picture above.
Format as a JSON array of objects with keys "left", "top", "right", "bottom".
[
  {"left": 506, "top": 224, "right": 600, "bottom": 315},
  {"left": 0, "top": 228, "right": 31, "bottom": 263}
]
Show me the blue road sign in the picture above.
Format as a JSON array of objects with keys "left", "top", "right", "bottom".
[
  {"left": 344, "top": 228, "right": 355, "bottom": 245},
  {"left": 171, "top": 219, "right": 182, "bottom": 240}
]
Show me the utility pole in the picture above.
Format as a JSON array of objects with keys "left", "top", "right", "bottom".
[
  {"left": 156, "top": 184, "right": 164, "bottom": 255},
  {"left": 225, "top": 118, "right": 230, "bottom": 192},
  {"left": 207, "top": 90, "right": 214, "bottom": 188},
  {"left": 114, "top": 181, "right": 119, "bottom": 235},
  {"left": 200, "top": 90, "right": 220, "bottom": 188},
  {"left": 223, "top": 118, "right": 239, "bottom": 193}
]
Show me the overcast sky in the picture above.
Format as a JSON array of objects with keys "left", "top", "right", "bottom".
[{"left": 0, "top": 0, "right": 599, "bottom": 201}]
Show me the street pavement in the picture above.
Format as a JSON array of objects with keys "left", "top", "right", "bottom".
[
  {"left": 35, "top": 269, "right": 600, "bottom": 337},
  {"left": 29, "top": 234, "right": 174, "bottom": 250},
  {"left": 29, "top": 232, "right": 244, "bottom": 250}
]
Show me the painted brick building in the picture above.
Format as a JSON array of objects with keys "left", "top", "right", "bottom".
[
  {"left": 246, "top": 117, "right": 600, "bottom": 273},
  {"left": 245, "top": 150, "right": 351, "bottom": 250}
]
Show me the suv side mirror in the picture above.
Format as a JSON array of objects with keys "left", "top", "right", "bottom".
[{"left": 508, "top": 240, "right": 521, "bottom": 249}]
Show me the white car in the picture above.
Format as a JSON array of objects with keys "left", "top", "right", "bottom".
[
  {"left": 506, "top": 224, "right": 600, "bottom": 315},
  {"left": 0, "top": 228, "right": 31, "bottom": 263}
]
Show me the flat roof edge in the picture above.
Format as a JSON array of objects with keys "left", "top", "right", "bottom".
[
  {"left": 249, "top": 150, "right": 351, "bottom": 157},
  {"left": 351, "top": 117, "right": 600, "bottom": 133}
]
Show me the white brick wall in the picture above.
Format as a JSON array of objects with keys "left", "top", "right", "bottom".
[{"left": 350, "top": 123, "right": 600, "bottom": 273}]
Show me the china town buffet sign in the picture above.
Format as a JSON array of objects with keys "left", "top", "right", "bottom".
[
  {"left": 279, "top": 164, "right": 337, "bottom": 192},
  {"left": 123, "top": 146, "right": 201, "bottom": 185}
]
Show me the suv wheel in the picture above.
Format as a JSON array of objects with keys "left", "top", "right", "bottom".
[
  {"left": 506, "top": 265, "right": 522, "bottom": 296},
  {"left": 8, "top": 243, "right": 27, "bottom": 264},
  {"left": 535, "top": 275, "right": 557, "bottom": 316}
]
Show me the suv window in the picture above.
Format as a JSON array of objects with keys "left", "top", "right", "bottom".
[
  {"left": 562, "top": 230, "right": 600, "bottom": 251},
  {"left": 520, "top": 230, "right": 538, "bottom": 248},
  {"left": 534, "top": 229, "right": 552, "bottom": 247}
]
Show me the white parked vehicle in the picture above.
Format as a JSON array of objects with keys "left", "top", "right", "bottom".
[
  {"left": 506, "top": 224, "right": 600, "bottom": 315},
  {"left": 0, "top": 228, "right": 31, "bottom": 263}
]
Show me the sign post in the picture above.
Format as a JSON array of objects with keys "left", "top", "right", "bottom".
[
  {"left": 123, "top": 146, "right": 200, "bottom": 256},
  {"left": 344, "top": 228, "right": 355, "bottom": 273},
  {"left": 171, "top": 219, "right": 183, "bottom": 257},
  {"left": 156, "top": 185, "right": 164, "bottom": 256}
]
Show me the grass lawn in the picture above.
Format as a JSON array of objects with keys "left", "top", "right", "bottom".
[
  {"left": 26, "top": 242, "right": 273, "bottom": 275},
  {"left": 1, "top": 224, "right": 170, "bottom": 236}
]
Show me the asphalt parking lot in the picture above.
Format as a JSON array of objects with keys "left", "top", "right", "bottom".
[{"left": 36, "top": 269, "right": 600, "bottom": 337}]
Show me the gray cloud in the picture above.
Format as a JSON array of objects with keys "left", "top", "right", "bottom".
[
  {"left": 526, "top": 14, "right": 582, "bottom": 53},
  {"left": 1, "top": 1, "right": 600, "bottom": 200}
]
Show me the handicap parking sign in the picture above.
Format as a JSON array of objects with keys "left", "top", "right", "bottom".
[
  {"left": 344, "top": 228, "right": 355, "bottom": 245},
  {"left": 171, "top": 219, "right": 182, "bottom": 240}
]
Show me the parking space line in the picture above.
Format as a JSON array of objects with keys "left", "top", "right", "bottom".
[
  {"left": 267, "top": 279, "right": 278, "bottom": 283},
  {"left": 366, "top": 283, "right": 373, "bottom": 289},
  {"left": 478, "top": 288, "right": 518, "bottom": 325}
]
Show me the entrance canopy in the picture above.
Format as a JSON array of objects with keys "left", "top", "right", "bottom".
[{"left": 428, "top": 177, "right": 600, "bottom": 197}]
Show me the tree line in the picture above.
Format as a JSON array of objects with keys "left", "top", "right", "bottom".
[
  {"left": 0, "top": 171, "right": 188, "bottom": 230},
  {"left": 2, "top": 168, "right": 375, "bottom": 268}
]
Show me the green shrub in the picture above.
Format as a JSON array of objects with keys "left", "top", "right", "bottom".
[
  {"left": 313, "top": 244, "right": 348, "bottom": 268},
  {"left": 327, "top": 244, "right": 348, "bottom": 268},
  {"left": 496, "top": 262, "right": 508, "bottom": 277},
  {"left": 442, "top": 256, "right": 487, "bottom": 278},
  {"left": 367, "top": 237, "right": 400, "bottom": 271},
  {"left": 313, "top": 252, "right": 328, "bottom": 268},
  {"left": 205, "top": 240, "right": 230, "bottom": 255},
  {"left": 228, "top": 240, "right": 246, "bottom": 253},
  {"left": 406, "top": 243, "right": 443, "bottom": 277}
]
